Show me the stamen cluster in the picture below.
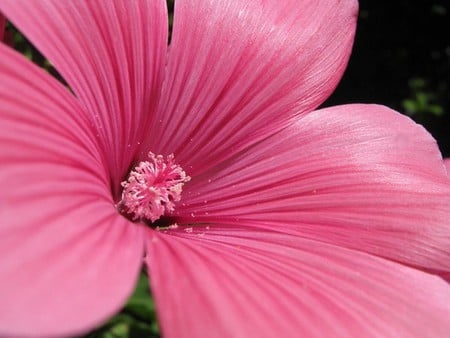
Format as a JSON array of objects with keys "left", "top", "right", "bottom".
[{"left": 119, "top": 152, "right": 190, "bottom": 222}]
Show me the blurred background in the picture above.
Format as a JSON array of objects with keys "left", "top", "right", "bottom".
[{"left": 325, "top": 0, "right": 450, "bottom": 158}]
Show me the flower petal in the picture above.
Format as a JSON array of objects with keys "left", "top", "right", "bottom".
[
  {"left": 0, "top": 45, "right": 144, "bottom": 337},
  {"left": 179, "top": 104, "right": 450, "bottom": 277},
  {"left": 149, "top": 0, "right": 358, "bottom": 175},
  {"left": 444, "top": 158, "right": 450, "bottom": 177},
  {"left": 0, "top": 12, "right": 5, "bottom": 41},
  {"left": 0, "top": 0, "right": 168, "bottom": 192},
  {"left": 146, "top": 227, "right": 450, "bottom": 338}
]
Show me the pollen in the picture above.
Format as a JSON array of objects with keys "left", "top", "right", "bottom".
[{"left": 118, "top": 152, "right": 190, "bottom": 222}]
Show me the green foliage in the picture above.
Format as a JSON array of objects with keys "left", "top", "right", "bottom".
[{"left": 402, "top": 77, "right": 444, "bottom": 117}]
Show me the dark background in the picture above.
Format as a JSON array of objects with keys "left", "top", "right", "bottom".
[{"left": 325, "top": 0, "right": 450, "bottom": 157}]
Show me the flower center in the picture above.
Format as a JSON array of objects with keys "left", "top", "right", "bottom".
[{"left": 118, "top": 152, "right": 190, "bottom": 223}]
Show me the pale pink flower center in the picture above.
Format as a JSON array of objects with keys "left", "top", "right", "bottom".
[{"left": 118, "top": 152, "right": 190, "bottom": 222}]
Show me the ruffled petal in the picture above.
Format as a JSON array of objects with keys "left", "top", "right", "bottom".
[
  {"left": 146, "top": 226, "right": 450, "bottom": 338},
  {"left": 0, "top": 45, "right": 144, "bottom": 337},
  {"left": 178, "top": 104, "right": 450, "bottom": 276},
  {"left": 0, "top": 0, "right": 168, "bottom": 192},
  {"left": 148, "top": 0, "right": 358, "bottom": 175}
]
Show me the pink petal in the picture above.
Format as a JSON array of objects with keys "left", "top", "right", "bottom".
[
  {"left": 146, "top": 227, "right": 450, "bottom": 338},
  {"left": 0, "top": 45, "right": 144, "bottom": 337},
  {"left": 0, "top": 12, "right": 5, "bottom": 41},
  {"left": 178, "top": 104, "right": 450, "bottom": 277},
  {"left": 444, "top": 158, "right": 450, "bottom": 177},
  {"left": 442, "top": 158, "right": 450, "bottom": 281},
  {"left": 148, "top": 0, "right": 358, "bottom": 175},
  {"left": 0, "top": 0, "right": 168, "bottom": 195}
]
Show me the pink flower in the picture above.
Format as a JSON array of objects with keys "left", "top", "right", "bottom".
[{"left": 1, "top": 0, "right": 450, "bottom": 337}]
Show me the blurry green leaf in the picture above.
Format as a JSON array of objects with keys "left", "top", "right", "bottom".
[
  {"left": 402, "top": 77, "right": 445, "bottom": 117},
  {"left": 408, "top": 77, "right": 426, "bottom": 89},
  {"left": 402, "top": 99, "right": 418, "bottom": 114},
  {"left": 125, "top": 273, "right": 157, "bottom": 321},
  {"left": 429, "top": 104, "right": 444, "bottom": 115}
]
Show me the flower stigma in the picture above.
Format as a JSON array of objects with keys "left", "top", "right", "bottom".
[{"left": 118, "top": 152, "right": 190, "bottom": 223}]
